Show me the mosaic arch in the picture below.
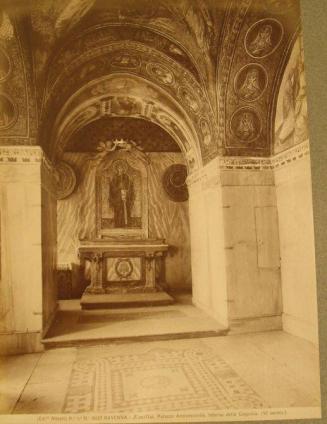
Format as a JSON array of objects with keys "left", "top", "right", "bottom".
[
  {"left": 49, "top": 74, "right": 203, "bottom": 172},
  {"left": 40, "top": 41, "right": 218, "bottom": 165}
]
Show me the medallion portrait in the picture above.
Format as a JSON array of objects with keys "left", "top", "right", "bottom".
[
  {"left": 178, "top": 86, "right": 200, "bottom": 114},
  {"left": 234, "top": 64, "right": 268, "bottom": 102},
  {"left": 245, "top": 19, "right": 284, "bottom": 59},
  {"left": 230, "top": 107, "right": 262, "bottom": 143},
  {"left": 147, "top": 63, "right": 174, "bottom": 86}
]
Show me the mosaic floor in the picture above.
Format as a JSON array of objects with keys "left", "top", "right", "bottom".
[
  {"left": 63, "top": 342, "right": 266, "bottom": 413},
  {"left": 1, "top": 332, "right": 320, "bottom": 416}
]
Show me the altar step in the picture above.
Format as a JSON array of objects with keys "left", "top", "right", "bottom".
[
  {"left": 80, "top": 291, "right": 175, "bottom": 309},
  {"left": 42, "top": 295, "right": 229, "bottom": 349}
]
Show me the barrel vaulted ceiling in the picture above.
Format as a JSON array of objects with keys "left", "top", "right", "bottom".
[{"left": 0, "top": 0, "right": 301, "bottom": 165}]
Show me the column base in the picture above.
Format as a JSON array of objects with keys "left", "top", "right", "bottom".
[{"left": 80, "top": 291, "right": 175, "bottom": 310}]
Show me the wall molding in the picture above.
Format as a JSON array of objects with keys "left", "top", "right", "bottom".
[
  {"left": 219, "top": 141, "right": 310, "bottom": 171},
  {"left": 0, "top": 145, "right": 55, "bottom": 175}
]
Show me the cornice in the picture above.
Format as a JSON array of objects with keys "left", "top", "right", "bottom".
[
  {"left": 219, "top": 141, "right": 309, "bottom": 171},
  {"left": 0, "top": 146, "right": 54, "bottom": 172}
]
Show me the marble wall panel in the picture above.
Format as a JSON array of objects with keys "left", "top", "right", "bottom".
[
  {"left": 0, "top": 161, "right": 43, "bottom": 349},
  {"left": 275, "top": 156, "right": 318, "bottom": 344},
  {"left": 221, "top": 171, "right": 282, "bottom": 322},
  {"left": 41, "top": 181, "right": 57, "bottom": 335},
  {"left": 147, "top": 153, "right": 191, "bottom": 290}
]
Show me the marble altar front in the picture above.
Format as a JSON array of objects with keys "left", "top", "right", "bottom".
[{"left": 79, "top": 239, "right": 174, "bottom": 309}]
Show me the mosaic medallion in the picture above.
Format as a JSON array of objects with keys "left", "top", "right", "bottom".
[
  {"left": 56, "top": 161, "right": 77, "bottom": 200},
  {"left": 234, "top": 64, "right": 268, "bottom": 102},
  {"left": 230, "top": 107, "right": 262, "bottom": 143},
  {"left": 0, "top": 93, "right": 16, "bottom": 129},
  {"left": 147, "top": 63, "right": 174, "bottom": 86},
  {"left": 245, "top": 19, "right": 284, "bottom": 59},
  {"left": 163, "top": 164, "right": 188, "bottom": 202},
  {"left": 178, "top": 86, "right": 200, "bottom": 115}
]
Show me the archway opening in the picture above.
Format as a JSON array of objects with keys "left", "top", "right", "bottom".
[{"left": 43, "top": 72, "right": 228, "bottom": 344}]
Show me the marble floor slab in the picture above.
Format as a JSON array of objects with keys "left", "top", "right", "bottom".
[{"left": 43, "top": 295, "right": 228, "bottom": 347}]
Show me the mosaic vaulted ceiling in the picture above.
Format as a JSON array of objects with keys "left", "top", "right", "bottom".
[{"left": 0, "top": 0, "right": 302, "bottom": 164}]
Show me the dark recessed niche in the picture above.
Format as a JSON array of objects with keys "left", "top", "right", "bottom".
[{"left": 65, "top": 116, "right": 181, "bottom": 153}]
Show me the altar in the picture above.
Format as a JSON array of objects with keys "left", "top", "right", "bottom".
[
  {"left": 73, "top": 147, "right": 179, "bottom": 309},
  {"left": 79, "top": 238, "right": 174, "bottom": 309}
]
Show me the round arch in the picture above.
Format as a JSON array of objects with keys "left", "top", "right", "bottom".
[{"left": 50, "top": 73, "right": 204, "bottom": 172}]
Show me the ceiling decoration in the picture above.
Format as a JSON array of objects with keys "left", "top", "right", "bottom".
[
  {"left": 0, "top": 93, "right": 17, "bottom": 130},
  {"left": 46, "top": 25, "right": 201, "bottom": 90},
  {"left": 216, "top": 0, "right": 301, "bottom": 157},
  {"left": 274, "top": 33, "right": 308, "bottom": 154},
  {"left": 0, "top": 47, "right": 11, "bottom": 82},
  {"left": 0, "top": 10, "right": 14, "bottom": 41},
  {"left": 1, "top": 0, "right": 303, "bottom": 163},
  {"left": 48, "top": 74, "right": 203, "bottom": 173},
  {"left": 0, "top": 11, "right": 37, "bottom": 146},
  {"left": 66, "top": 117, "right": 181, "bottom": 153},
  {"left": 40, "top": 44, "right": 218, "bottom": 165},
  {"left": 244, "top": 18, "right": 284, "bottom": 59}
]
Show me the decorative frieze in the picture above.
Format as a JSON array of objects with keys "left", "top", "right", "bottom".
[
  {"left": 219, "top": 141, "right": 309, "bottom": 171},
  {"left": 0, "top": 146, "right": 43, "bottom": 163},
  {"left": 0, "top": 145, "right": 55, "bottom": 176}
]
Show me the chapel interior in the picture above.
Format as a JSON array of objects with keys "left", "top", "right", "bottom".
[{"left": 0, "top": 0, "right": 321, "bottom": 417}]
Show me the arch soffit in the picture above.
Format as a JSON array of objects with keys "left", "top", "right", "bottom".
[
  {"left": 51, "top": 73, "right": 203, "bottom": 172},
  {"left": 45, "top": 22, "right": 204, "bottom": 93},
  {"left": 43, "top": 43, "right": 219, "bottom": 165}
]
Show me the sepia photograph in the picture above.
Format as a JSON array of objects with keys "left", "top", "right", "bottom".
[{"left": 0, "top": 0, "right": 324, "bottom": 423}]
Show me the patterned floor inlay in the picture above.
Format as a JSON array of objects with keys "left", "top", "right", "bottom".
[
  {"left": 63, "top": 345, "right": 267, "bottom": 413},
  {"left": 78, "top": 310, "right": 186, "bottom": 324}
]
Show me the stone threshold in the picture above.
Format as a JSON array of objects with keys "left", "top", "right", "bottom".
[{"left": 42, "top": 328, "right": 229, "bottom": 349}]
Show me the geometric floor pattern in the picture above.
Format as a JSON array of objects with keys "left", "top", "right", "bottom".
[{"left": 63, "top": 345, "right": 267, "bottom": 413}]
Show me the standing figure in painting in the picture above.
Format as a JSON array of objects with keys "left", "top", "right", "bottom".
[
  {"left": 239, "top": 68, "right": 262, "bottom": 100},
  {"left": 249, "top": 24, "right": 273, "bottom": 56},
  {"left": 109, "top": 160, "right": 134, "bottom": 228}
]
